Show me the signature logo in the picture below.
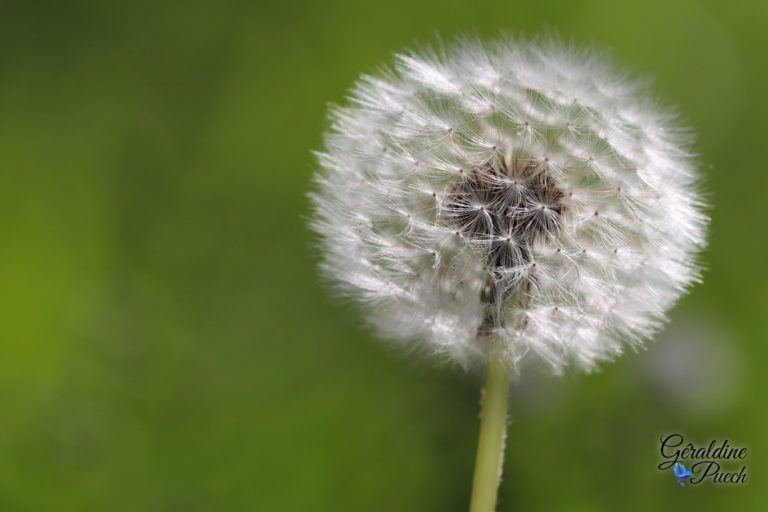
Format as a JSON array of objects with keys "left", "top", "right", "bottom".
[{"left": 658, "top": 434, "right": 748, "bottom": 487}]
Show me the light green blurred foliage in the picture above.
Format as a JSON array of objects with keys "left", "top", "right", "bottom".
[{"left": 1, "top": 0, "right": 766, "bottom": 510}]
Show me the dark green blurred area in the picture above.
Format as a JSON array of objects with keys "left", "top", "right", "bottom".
[{"left": 1, "top": 0, "right": 766, "bottom": 510}]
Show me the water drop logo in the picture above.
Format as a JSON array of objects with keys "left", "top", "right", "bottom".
[{"left": 673, "top": 462, "right": 694, "bottom": 487}]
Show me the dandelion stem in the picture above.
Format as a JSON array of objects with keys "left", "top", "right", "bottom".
[{"left": 469, "top": 342, "right": 510, "bottom": 512}]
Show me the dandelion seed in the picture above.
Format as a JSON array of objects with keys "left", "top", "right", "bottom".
[{"left": 311, "top": 37, "right": 706, "bottom": 372}]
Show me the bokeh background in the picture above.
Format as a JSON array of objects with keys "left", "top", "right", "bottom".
[{"left": 1, "top": 0, "right": 766, "bottom": 510}]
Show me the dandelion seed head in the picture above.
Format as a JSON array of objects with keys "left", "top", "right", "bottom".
[{"left": 310, "top": 37, "right": 708, "bottom": 374}]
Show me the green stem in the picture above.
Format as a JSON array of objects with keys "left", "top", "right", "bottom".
[{"left": 469, "top": 343, "right": 511, "bottom": 512}]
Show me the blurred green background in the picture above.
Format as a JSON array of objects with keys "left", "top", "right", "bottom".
[{"left": 1, "top": 0, "right": 766, "bottom": 510}]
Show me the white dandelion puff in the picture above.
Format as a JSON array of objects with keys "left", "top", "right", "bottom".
[{"left": 310, "top": 37, "right": 708, "bottom": 375}]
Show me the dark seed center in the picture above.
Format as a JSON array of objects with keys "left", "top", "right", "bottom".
[{"left": 444, "top": 153, "right": 566, "bottom": 332}]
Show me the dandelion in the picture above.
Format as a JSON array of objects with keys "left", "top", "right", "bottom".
[{"left": 310, "top": 36, "right": 707, "bottom": 511}]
